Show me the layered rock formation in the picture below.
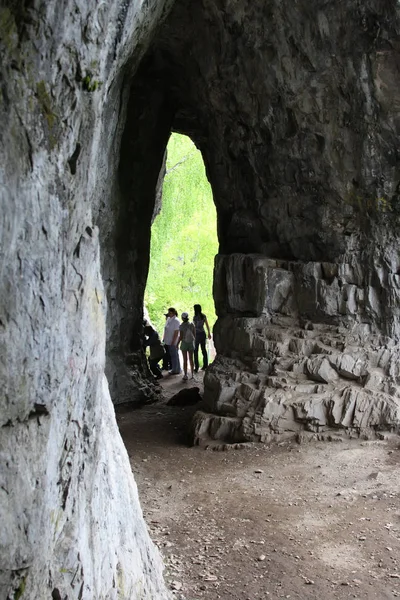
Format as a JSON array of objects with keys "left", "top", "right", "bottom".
[
  {"left": 2, "top": 0, "right": 400, "bottom": 597},
  {"left": 123, "top": 0, "right": 400, "bottom": 442},
  {"left": 193, "top": 254, "right": 400, "bottom": 445}
]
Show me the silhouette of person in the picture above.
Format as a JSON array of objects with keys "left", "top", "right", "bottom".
[
  {"left": 193, "top": 304, "right": 211, "bottom": 372},
  {"left": 143, "top": 325, "right": 164, "bottom": 379}
]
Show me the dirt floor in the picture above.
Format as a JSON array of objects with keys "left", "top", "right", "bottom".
[{"left": 117, "top": 372, "right": 400, "bottom": 600}]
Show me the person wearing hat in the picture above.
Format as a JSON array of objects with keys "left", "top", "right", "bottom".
[
  {"left": 178, "top": 312, "right": 196, "bottom": 381},
  {"left": 163, "top": 307, "right": 181, "bottom": 374}
]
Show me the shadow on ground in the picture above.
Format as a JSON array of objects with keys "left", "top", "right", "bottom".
[{"left": 116, "top": 372, "right": 400, "bottom": 600}]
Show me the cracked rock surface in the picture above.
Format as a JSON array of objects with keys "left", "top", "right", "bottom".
[
  {"left": 0, "top": 0, "right": 173, "bottom": 597},
  {"left": 113, "top": 0, "right": 400, "bottom": 438},
  {"left": 194, "top": 255, "right": 400, "bottom": 445},
  {"left": 2, "top": 0, "right": 400, "bottom": 597}
]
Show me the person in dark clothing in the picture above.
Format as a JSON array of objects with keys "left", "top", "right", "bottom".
[
  {"left": 143, "top": 325, "right": 165, "bottom": 379},
  {"left": 193, "top": 304, "right": 211, "bottom": 373}
]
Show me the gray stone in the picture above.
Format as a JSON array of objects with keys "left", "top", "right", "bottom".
[
  {"left": 194, "top": 251, "right": 400, "bottom": 445},
  {"left": 305, "top": 357, "right": 340, "bottom": 384},
  {"left": 1, "top": 0, "right": 174, "bottom": 597},
  {"left": 3, "top": 0, "right": 400, "bottom": 595},
  {"left": 333, "top": 354, "right": 367, "bottom": 381},
  {"left": 167, "top": 387, "right": 202, "bottom": 406}
]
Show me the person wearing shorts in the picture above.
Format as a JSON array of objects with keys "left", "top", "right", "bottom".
[{"left": 178, "top": 312, "right": 196, "bottom": 381}]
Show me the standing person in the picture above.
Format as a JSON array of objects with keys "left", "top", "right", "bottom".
[
  {"left": 143, "top": 325, "right": 165, "bottom": 380},
  {"left": 163, "top": 307, "right": 181, "bottom": 375},
  {"left": 178, "top": 312, "right": 196, "bottom": 381},
  {"left": 162, "top": 312, "right": 172, "bottom": 371},
  {"left": 193, "top": 304, "right": 211, "bottom": 372}
]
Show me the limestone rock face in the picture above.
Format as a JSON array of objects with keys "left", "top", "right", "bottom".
[
  {"left": 120, "top": 0, "right": 400, "bottom": 443},
  {"left": 0, "top": 0, "right": 173, "bottom": 598},
  {"left": 194, "top": 255, "right": 400, "bottom": 445},
  {"left": 2, "top": 0, "right": 400, "bottom": 595},
  {"left": 126, "top": 0, "right": 400, "bottom": 445},
  {"left": 96, "top": 0, "right": 400, "bottom": 427}
]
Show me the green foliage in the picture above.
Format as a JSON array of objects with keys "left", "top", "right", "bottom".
[
  {"left": 82, "top": 72, "right": 102, "bottom": 92},
  {"left": 145, "top": 133, "right": 218, "bottom": 337},
  {"left": 14, "top": 576, "right": 27, "bottom": 599},
  {"left": 0, "top": 7, "right": 18, "bottom": 51},
  {"left": 36, "top": 81, "right": 56, "bottom": 129}
]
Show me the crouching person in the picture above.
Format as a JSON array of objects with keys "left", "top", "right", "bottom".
[{"left": 143, "top": 325, "right": 165, "bottom": 380}]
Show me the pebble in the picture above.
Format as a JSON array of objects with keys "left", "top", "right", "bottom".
[{"left": 171, "top": 581, "right": 182, "bottom": 590}]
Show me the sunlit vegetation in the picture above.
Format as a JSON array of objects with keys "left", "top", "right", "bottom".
[{"left": 145, "top": 133, "right": 218, "bottom": 337}]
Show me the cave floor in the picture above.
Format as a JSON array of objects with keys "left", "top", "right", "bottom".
[{"left": 117, "top": 374, "right": 400, "bottom": 600}]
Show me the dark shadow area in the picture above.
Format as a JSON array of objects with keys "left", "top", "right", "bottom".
[{"left": 117, "top": 391, "right": 205, "bottom": 448}]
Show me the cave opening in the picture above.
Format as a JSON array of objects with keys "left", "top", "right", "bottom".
[
  {"left": 4, "top": 0, "right": 400, "bottom": 597},
  {"left": 145, "top": 131, "right": 218, "bottom": 359},
  {"left": 103, "top": 8, "right": 226, "bottom": 406}
]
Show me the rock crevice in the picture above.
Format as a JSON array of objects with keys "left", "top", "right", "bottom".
[{"left": 194, "top": 255, "right": 400, "bottom": 445}]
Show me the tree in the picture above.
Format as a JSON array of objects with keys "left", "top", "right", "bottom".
[{"left": 145, "top": 133, "right": 218, "bottom": 337}]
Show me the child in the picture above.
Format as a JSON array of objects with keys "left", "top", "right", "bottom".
[{"left": 178, "top": 312, "right": 195, "bottom": 381}]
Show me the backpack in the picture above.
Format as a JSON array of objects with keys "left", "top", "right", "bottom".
[{"left": 184, "top": 323, "right": 195, "bottom": 344}]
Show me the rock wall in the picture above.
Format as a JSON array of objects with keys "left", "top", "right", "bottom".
[
  {"left": 2, "top": 0, "right": 400, "bottom": 595},
  {"left": 0, "top": 0, "right": 173, "bottom": 598},
  {"left": 126, "top": 0, "right": 400, "bottom": 442},
  {"left": 102, "top": 57, "right": 173, "bottom": 405},
  {"left": 193, "top": 254, "right": 400, "bottom": 445}
]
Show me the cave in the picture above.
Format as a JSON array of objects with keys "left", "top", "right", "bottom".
[
  {"left": 144, "top": 131, "right": 217, "bottom": 366},
  {"left": 2, "top": 0, "right": 400, "bottom": 597}
]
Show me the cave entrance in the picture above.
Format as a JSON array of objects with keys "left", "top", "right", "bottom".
[
  {"left": 106, "top": 24, "right": 223, "bottom": 407},
  {"left": 145, "top": 132, "right": 218, "bottom": 377}
]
